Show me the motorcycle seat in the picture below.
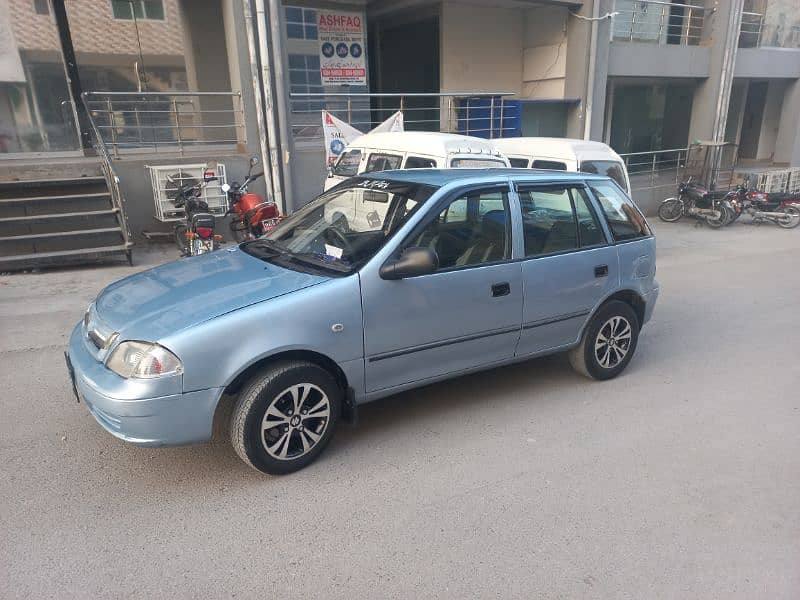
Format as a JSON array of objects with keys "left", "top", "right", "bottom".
[{"left": 191, "top": 212, "right": 216, "bottom": 228}]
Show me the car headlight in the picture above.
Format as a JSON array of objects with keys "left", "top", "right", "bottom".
[{"left": 106, "top": 341, "right": 183, "bottom": 379}]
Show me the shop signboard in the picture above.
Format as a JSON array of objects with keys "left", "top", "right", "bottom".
[{"left": 318, "top": 11, "right": 366, "bottom": 86}]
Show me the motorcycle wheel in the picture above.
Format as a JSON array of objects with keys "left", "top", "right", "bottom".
[
  {"left": 705, "top": 206, "right": 729, "bottom": 229},
  {"left": 174, "top": 225, "right": 190, "bottom": 255},
  {"left": 776, "top": 206, "right": 800, "bottom": 229},
  {"left": 658, "top": 198, "right": 683, "bottom": 222},
  {"left": 230, "top": 220, "right": 251, "bottom": 242}
]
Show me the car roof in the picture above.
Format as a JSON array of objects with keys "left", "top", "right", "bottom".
[
  {"left": 492, "top": 137, "right": 623, "bottom": 162},
  {"left": 346, "top": 131, "right": 506, "bottom": 157},
  {"left": 359, "top": 168, "right": 609, "bottom": 187}
]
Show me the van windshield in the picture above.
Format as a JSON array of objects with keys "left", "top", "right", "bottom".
[
  {"left": 242, "top": 178, "right": 438, "bottom": 275},
  {"left": 580, "top": 160, "right": 628, "bottom": 191}
]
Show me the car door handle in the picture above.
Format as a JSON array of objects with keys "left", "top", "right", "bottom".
[
  {"left": 594, "top": 264, "right": 609, "bottom": 278},
  {"left": 491, "top": 282, "right": 511, "bottom": 297}
]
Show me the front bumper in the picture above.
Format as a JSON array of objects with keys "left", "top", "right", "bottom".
[{"left": 67, "top": 324, "right": 220, "bottom": 447}]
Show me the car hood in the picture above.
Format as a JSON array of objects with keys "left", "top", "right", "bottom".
[{"left": 94, "top": 246, "right": 328, "bottom": 340}]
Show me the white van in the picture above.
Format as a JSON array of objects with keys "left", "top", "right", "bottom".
[
  {"left": 324, "top": 131, "right": 510, "bottom": 191},
  {"left": 322, "top": 132, "right": 510, "bottom": 231},
  {"left": 492, "top": 137, "right": 631, "bottom": 194}
]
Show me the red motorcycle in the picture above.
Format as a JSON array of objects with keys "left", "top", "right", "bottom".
[
  {"left": 222, "top": 157, "right": 281, "bottom": 241},
  {"left": 733, "top": 178, "right": 800, "bottom": 229}
]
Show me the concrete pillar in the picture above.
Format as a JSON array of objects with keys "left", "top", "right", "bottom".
[
  {"left": 563, "top": 0, "right": 612, "bottom": 141},
  {"left": 774, "top": 79, "right": 800, "bottom": 166},
  {"left": 687, "top": 0, "right": 744, "bottom": 143}
]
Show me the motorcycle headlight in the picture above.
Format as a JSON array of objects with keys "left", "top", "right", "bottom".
[{"left": 106, "top": 341, "right": 183, "bottom": 379}]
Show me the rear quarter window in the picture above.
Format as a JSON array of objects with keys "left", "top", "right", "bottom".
[
  {"left": 581, "top": 160, "right": 628, "bottom": 191},
  {"left": 508, "top": 157, "right": 529, "bottom": 168},
  {"left": 590, "top": 181, "right": 650, "bottom": 241}
]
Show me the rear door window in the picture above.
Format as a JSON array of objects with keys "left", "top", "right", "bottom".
[
  {"left": 365, "top": 153, "right": 402, "bottom": 173},
  {"left": 404, "top": 156, "right": 436, "bottom": 169},
  {"left": 532, "top": 159, "right": 568, "bottom": 171},
  {"left": 580, "top": 160, "right": 628, "bottom": 191},
  {"left": 332, "top": 149, "right": 362, "bottom": 177},
  {"left": 589, "top": 181, "right": 650, "bottom": 241}
]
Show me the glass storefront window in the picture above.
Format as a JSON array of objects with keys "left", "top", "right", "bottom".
[{"left": 1, "top": 0, "right": 79, "bottom": 153}]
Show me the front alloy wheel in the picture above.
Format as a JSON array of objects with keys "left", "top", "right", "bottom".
[
  {"left": 261, "top": 384, "right": 331, "bottom": 460},
  {"left": 231, "top": 361, "right": 341, "bottom": 475}
]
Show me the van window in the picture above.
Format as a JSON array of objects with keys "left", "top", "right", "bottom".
[
  {"left": 508, "top": 158, "right": 529, "bottom": 168},
  {"left": 532, "top": 159, "right": 568, "bottom": 171},
  {"left": 581, "top": 160, "right": 627, "bottom": 191},
  {"left": 365, "top": 153, "right": 402, "bottom": 173},
  {"left": 450, "top": 158, "right": 507, "bottom": 168},
  {"left": 405, "top": 156, "right": 436, "bottom": 169},
  {"left": 590, "top": 182, "right": 650, "bottom": 241},
  {"left": 332, "top": 149, "right": 361, "bottom": 177}
]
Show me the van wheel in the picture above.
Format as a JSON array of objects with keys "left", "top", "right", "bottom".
[
  {"left": 231, "top": 361, "right": 341, "bottom": 475},
  {"left": 569, "top": 301, "right": 640, "bottom": 380}
]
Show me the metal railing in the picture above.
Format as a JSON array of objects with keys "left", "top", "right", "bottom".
[
  {"left": 82, "top": 91, "right": 246, "bottom": 158},
  {"left": 612, "top": 0, "right": 705, "bottom": 46},
  {"left": 739, "top": 11, "right": 800, "bottom": 48},
  {"left": 289, "top": 92, "right": 518, "bottom": 141},
  {"left": 619, "top": 147, "right": 690, "bottom": 193},
  {"left": 64, "top": 97, "right": 132, "bottom": 248}
]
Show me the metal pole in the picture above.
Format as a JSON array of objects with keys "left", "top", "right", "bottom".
[
  {"left": 347, "top": 97, "right": 352, "bottom": 124},
  {"left": 173, "top": 99, "right": 183, "bottom": 155},
  {"left": 253, "top": 0, "right": 283, "bottom": 211},
  {"left": 447, "top": 97, "right": 452, "bottom": 134},
  {"left": 241, "top": 0, "right": 270, "bottom": 199},
  {"left": 684, "top": 8, "right": 692, "bottom": 45},
  {"left": 267, "top": 0, "right": 294, "bottom": 212},
  {"left": 107, "top": 98, "right": 119, "bottom": 158},
  {"left": 499, "top": 97, "right": 505, "bottom": 138},
  {"left": 584, "top": 0, "right": 601, "bottom": 140},
  {"left": 51, "top": 0, "right": 92, "bottom": 151},
  {"left": 489, "top": 96, "right": 495, "bottom": 139}
]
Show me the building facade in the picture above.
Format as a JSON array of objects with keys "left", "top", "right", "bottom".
[{"left": 1, "top": 0, "right": 799, "bottom": 230}]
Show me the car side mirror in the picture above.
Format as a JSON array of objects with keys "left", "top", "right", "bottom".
[{"left": 379, "top": 247, "right": 438, "bottom": 280}]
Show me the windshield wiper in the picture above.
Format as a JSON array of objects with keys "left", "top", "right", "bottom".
[{"left": 288, "top": 252, "right": 350, "bottom": 273}]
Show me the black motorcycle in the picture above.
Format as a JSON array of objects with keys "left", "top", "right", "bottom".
[
  {"left": 658, "top": 178, "right": 733, "bottom": 228},
  {"left": 167, "top": 168, "right": 220, "bottom": 256}
]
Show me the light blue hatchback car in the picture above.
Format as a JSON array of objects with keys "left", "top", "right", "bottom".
[{"left": 66, "top": 169, "right": 659, "bottom": 474}]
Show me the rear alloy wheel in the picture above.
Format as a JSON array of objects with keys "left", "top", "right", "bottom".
[
  {"left": 569, "top": 300, "right": 640, "bottom": 380},
  {"left": 231, "top": 361, "right": 341, "bottom": 475}
]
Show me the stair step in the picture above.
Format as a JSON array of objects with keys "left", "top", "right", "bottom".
[
  {"left": 0, "top": 209, "right": 118, "bottom": 223},
  {"left": 0, "top": 176, "right": 106, "bottom": 188},
  {"left": 0, "top": 244, "right": 132, "bottom": 265},
  {"left": 0, "top": 192, "right": 111, "bottom": 204},
  {"left": 0, "top": 227, "right": 122, "bottom": 242}
]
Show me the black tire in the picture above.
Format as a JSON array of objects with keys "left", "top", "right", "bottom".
[
  {"left": 704, "top": 206, "right": 728, "bottom": 228},
  {"left": 776, "top": 206, "right": 800, "bottom": 229},
  {"left": 658, "top": 198, "right": 683, "bottom": 222},
  {"left": 569, "top": 300, "right": 640, "bottom": 381},
  {"left": 174, "top": 225, "right": 189, "bottom": 255},
  {"left": 231, "top": 361, "right": 341, "bottom": 475}
]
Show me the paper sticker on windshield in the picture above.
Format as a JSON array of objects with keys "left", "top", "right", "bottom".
[{"left": 324, "top": 244, "right": 343, "bottom": 259}]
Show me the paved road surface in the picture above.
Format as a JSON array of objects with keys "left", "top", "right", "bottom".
[{"left": 1, "top": 221, "right": 798, "bottom": 599}]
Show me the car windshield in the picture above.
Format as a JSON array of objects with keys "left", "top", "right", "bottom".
[{"left": 241, "top": 178, "right": 438, "bottom": 274}]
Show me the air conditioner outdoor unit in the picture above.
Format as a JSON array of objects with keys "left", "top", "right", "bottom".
[{"left": 146, "top": 163, "right": 228, "bottom": 223}]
